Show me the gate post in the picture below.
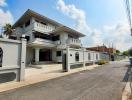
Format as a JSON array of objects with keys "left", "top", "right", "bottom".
[
  {"left": 66, "top": 46, "right": 70, "bottom": 72},
  {"left": 20, "top": 37, "right": 27, "bottom": 81}
]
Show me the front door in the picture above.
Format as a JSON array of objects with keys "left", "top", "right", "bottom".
[{"left": 39, "top": 49, "right": 52, "bottom": 61}]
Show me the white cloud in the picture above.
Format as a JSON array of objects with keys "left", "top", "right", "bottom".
[
  {"left": 57, "top": 0, "right": 103, "bottom": 46},
  {"left": 0, "top": 0, "right": 14, "bottom": 34},
  {"left": 57, "top": 0, "right": 91, "bottom": 33},
  {"left": 0, "top": 9, "right": 14, "bottom": 26},
  {"left": 102, "top": 22, "right": 132, "bottom": 51},
  {"left": 0, "top": 0, "right": 7, "bottom": 7},
  {"left": 57, "top": 0, "right": 132, "bottom": 51}
]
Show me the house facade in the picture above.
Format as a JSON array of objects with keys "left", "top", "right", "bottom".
[{"left": 13, "top": 9, "right": 85, "bottom": 65}]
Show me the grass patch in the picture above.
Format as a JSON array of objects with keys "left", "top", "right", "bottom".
[{"left": 128, "top": 93, "right": 132, "bottom": 100}]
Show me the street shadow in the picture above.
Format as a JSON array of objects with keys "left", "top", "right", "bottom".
[
  {"left": 122, "top": 64, "right": 132, "bottom": 92},
  {"left": 122, "top": 64, "right": 132, "bottom": 82}
]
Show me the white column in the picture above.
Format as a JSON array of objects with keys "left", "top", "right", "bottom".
[
  {"left": 20, "top": 38, "right": 27, "bottom": 81},
  {"left": 35, "top": 48, "right": 40, "bottom": 63}
]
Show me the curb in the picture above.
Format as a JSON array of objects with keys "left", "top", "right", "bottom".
[{"left": 122, "top": 66, "right": 132, "bottom": 100}]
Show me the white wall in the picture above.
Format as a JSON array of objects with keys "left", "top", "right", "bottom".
[
  {"left": 65, "top": 47, "right": 101, "bottom": 71},
  {"left": 52, "top": 49, "right": 62, "bottom": 63},
  {"left": 68, "top": 49, "right": 83, "bottom": 64},
  {"left": 60, "top": 32, "right": 68, "bottom": 45},
  {"left": 0, "top": 39, "right": 21, "bottom": 68},
  {"left": 0, "top": 38, "right": 27, "bottom": 82}
]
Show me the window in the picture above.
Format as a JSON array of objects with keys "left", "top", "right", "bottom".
[
  {"left": 52, "top": 35, "right": 60, "bottom": 41},
  {"left": 25, "top": 20, "right": 30, "bottom": 27},
  {"left": 56, "top": 51, "right": 61, "bottom": 56},
  {"left": 0, "top": 47, "right": 3, "bottom": 67},
  {"left": 75, "top": 52, "right": 79, "bottom": 61},
  {"left": 96, "top": 54, "right": 98, "bottom": 60},
  {"left": 88, "top": 53, "right": 91, "bottom": 60},
  {"left": 41, "top": 22, "right": 47, "bottom": 25}
]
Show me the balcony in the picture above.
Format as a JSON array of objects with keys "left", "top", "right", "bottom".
[
  {"left": 28, "top": 38, "right": 55, "bottom": 48},
  {"left": 33, "top": 22, "right": 55, "bottom": 33},
  {"left": 67, "top": 38, "right": 81, "bottom": 47}
]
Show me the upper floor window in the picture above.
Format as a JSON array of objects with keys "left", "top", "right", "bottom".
[
  {"left": 20, "top": 25, "right": 23, "bottom": 28},
  {"left": 34, "top": 33, "right": 52, "bottom": 40},
  {"left": 75, "top": 52, "right": 79, "bottom": 61},
  {"left": 0, "top": 47, "right": 3, "bottom": 67},
  {"left": 52, "top": 35, "right": 60, "bottom": 41},
  {"left": 41, "top": 22, "right": 47, "bottom": 25},
  {"left": 56, "top": 51, "right": 61, "bottom": 56},
  {"left": 25, "top": 20, "right": 30, "bottom": 27},
  {"left": 88, "top": 53, "right": 91, "bottom": 60}
]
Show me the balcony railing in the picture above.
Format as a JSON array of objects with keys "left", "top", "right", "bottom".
[
  {"left": 34, "top": 22, "right": 55, "bottom": 33},
  {"left": 67, "top": 38, "right": 81, "bottom": 46}
]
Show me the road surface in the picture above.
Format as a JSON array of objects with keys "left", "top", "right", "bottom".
[{"left": 0, "top": 61, "right": 129, "bottom": 100}]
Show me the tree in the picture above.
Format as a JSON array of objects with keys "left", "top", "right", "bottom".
[
  {"left": 123, "top": 50, "right": 129, "bottom": 56},
  {"left": 116, "top": 50, "right": 120, "bottom": 54},
  {"left": 3, "top": 24, "right": 13, "bottom": 37},
  {"left": 129, "top": 48, "right": 132, "bottom": 56}
]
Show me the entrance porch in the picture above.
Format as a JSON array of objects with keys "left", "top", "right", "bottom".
[{"left": 34, "top": 48, "right": 53, "bottom": 64}]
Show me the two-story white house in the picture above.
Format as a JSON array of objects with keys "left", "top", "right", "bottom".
[{"left": 13, "top": 9, "right": 85, "bottom": 65}]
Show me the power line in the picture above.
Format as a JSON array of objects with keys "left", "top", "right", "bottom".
[{"left": 124, "top": 0, "right": 132, "bottom": 36}]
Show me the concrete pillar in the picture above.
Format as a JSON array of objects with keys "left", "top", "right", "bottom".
[
  {"left": 20, "top": 38, "right": 27, "bottom": 81},
  {"left": 66, "top": 46, "right": 70, "bottom": 72},
  {"left": 83, "top": 48, "right": 85, "bottom": 67},
  {"left": 35, "top": 48, "right": 40, "bottom": 63}
]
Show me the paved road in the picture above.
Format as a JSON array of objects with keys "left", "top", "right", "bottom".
[{"left": 0, "top": 61, "right": 129, "bottom": 100}]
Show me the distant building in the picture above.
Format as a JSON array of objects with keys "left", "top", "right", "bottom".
[{"left": 86, "top": 45, "right": 117, "bottom": 61}]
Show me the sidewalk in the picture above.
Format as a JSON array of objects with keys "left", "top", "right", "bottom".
[{"left": 0, "top": 64, "right": 100, "bottom": 93}]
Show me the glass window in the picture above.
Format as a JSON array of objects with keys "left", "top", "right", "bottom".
[
  {"left": 75, "top": 52, "right": 79, "bottom": 61},
  {"left": 56, "top": 51, "right": 61, "bottom": 56}
]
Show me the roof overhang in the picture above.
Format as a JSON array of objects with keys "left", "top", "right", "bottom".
[
  {"left": 13, "top": 9, "right": 85, "bottom": 37},
  {"left": 13, "top": 9, "right": 62, "bottom": 28}
]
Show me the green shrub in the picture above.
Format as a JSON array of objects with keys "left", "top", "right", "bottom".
[{"left": 98, "top": 60, "right": 108, "bottom": 65}]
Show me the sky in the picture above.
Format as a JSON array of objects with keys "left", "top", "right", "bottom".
[{"left": 0, "top": 0, "right": 132, "bottom": 51}]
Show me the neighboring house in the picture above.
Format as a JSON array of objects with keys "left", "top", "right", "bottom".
[
  {"left": 86, "top": 45, "right": 117, "bottom": 61},
  {"left": 12, "top": 9, "right": 85, "bottom": 65}
]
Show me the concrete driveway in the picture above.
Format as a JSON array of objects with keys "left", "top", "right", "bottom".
[{"left": 0, "top": 61, "right": 128, "bottom": 100}]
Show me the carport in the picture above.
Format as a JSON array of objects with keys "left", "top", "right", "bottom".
[{"left": 25, "top": 64, "right": 62, "bottom": 79}]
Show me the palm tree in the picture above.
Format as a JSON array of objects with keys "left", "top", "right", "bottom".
[{"left": 3, "top": 24, "right": 13, "bottom": 37}]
